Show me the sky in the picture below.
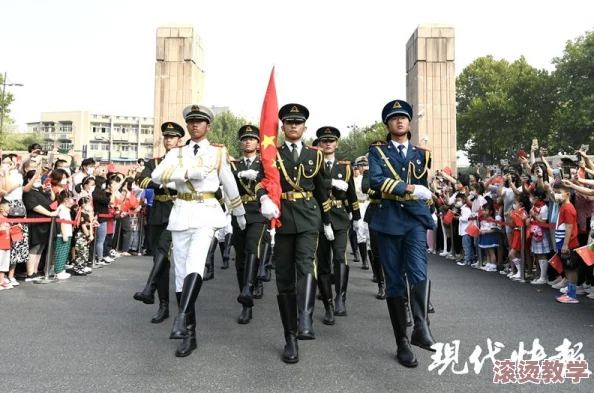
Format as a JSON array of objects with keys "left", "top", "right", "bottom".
[{"left": 1, "top": 0, "right": 593, "bottom": 144}]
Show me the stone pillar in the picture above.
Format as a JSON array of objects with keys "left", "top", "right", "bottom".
[
  {"left": 406, "top": 25, "right": 456, "bottom": 173},
  {"left": 153, "top": 25, "right": 205, "bottom": 156}
]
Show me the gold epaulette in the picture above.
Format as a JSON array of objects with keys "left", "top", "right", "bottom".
[
  {"left": 338, "top": 161, "right": 351, "bottom": 165},
  {"left": 415, "top": 145, "right": 430, "bottom": 152},
  {"left": 306, "top": 145, "right": 320, "bottom": 150},
  {"left": 371, "top": 142, "right": 386, "bottom": 146},
  {"left": 210, "top": 143, "right": 225, "bottom": 147}
]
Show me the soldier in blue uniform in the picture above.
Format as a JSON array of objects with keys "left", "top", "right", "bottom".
[{"left": 368, "top": 99, "right": 436, "bottom": 368}]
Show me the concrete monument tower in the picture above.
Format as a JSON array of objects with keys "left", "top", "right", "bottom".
[
  {"left": 153, "top": 25, "right": 205, "bottom": 156},
  {"left": 406, "top": 25, "right": 456, "bottom": 172}
]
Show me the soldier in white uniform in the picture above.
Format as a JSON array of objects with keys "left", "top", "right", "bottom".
[
  {"left": 353, "top": 156, "right": 370, "bottom": 270},
  {"left": 151, "top": 104, "right": 246, "bottom": 358}
]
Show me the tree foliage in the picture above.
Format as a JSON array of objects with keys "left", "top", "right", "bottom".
[
  {"left": 335, "top": 122, "right": 387, "bottom": 162},
  {"left": 208, "top": 110, "right": 251, "bottom": 159},
  {"left": 0, "top": 73, "right": 16, "bottom": 144}
]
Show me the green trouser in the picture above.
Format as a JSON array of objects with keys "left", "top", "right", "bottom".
[
  {"left": 275, "top": 231, "right": 319, "bottom": 294},
  {"left": 54, "top": 236, "right": 72, "bottom": 273},
  {"left": 316, "top": 227, "right": 349, "bottom": 276}
]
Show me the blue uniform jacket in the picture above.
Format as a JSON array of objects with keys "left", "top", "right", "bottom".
[{"left": 368, "top": 142, "right": 436, "bottom": 235}]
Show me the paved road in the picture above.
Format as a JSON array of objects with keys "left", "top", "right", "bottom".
[{"left": 2, "top": 252, "right": 593, "bottom": 393}]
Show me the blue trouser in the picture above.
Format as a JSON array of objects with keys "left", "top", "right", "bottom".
[
  {"left": 95, "top": 222, "right": 107, "bottom": 261},
  {"left": 462, "top": 234, "right": 474, "bottom": 265},
  {"left": 377, "top": 225, "right": 427, "bottom": 297}
]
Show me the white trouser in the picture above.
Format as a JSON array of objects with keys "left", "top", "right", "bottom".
[
  {"left": 216, "top": 215, "right": 233, "bottom": 242},
  {"left": 172, "top": 227, "right": 214, "bottom": 292},
  {"left": 357, "top": 221, "right": 369, "bottom": 244}
]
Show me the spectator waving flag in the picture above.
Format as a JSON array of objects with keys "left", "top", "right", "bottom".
[{"left": 258, "top": 67, "right": 282, "bottom": 228}]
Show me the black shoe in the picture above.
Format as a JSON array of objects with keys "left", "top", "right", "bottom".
[
  {"left": 237, "top": 254, "right": 258, "bottom": 307},
  {"left": 334, "top": 263, "right": 349, "bottom": 317},
  {"left": 237, "top": 307, "right": 252, "bottom": 324},
  {"left": 253, "top": 279, "right": 263, "bottom": 299},
  {"left": 358, "top": 243, "right": 369, "bottom": 270},
  {"left": 277, "top": 294, "right": 299, "bottom": 364},
  {"left": 410, "top": 280, "right": 436, "bottom": 352},
  {"left": 175, "top": 310, "right": 197, "bottom": 357},
  {"left": 318, "top": 274, "right": 335, "bottom": 326},
  {"left": 377, "top": 282, "right": 386, "bottom": 300},
  {"left": 386, "top": 297, "right": 418, "bottom": 368},
  {"left": 170, "top": 273, "right": 203, "bottom": 339},
  {"left": 151, "top": 302, "right": 169, "bottom": 324},
  {"left": 296, "top": 274, "right": 316, "bottom": 340},
  {"left": 133, "top": 253, "right": 169, "bottom": 305}
]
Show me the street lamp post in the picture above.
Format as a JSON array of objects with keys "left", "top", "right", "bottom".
[{"left": 0, "top": 72, "right": 24, "bottom": 135}]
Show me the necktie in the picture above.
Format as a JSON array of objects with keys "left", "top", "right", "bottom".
[
  {"left": 193, "top": 144, "right": 199, "bottom": 156},
  {"left": 245, "top": 158, "right": 251, "bottom": 169},
  {"left": 291, "top": 143, "right": 299, "bottom": 162},
  {"left": 325, "top": 161, "right": 332, "bottom": 175},
  {"left": 397, "top": 145, "right": 406, "bottom": 161}
]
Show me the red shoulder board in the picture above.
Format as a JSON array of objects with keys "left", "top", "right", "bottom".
[
  {"left": 338, "top": 161, "right": 351, "bottom": 165},
  {"left": 210, "top": 143, "right": 225, "bottom": 148},
  {"left": 231, "top": 158, "right": 240, "bottom": 163},
  {"left": 306, "top": 145, "right": 320, "bottom": 150},
  {"left": 415, "top": 145, "right": 430, "bottom": 152},
  {"left": 371, "top": 142, "right": 387, "bottom": 146}
]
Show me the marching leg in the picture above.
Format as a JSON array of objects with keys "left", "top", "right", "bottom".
[
  {"left": 410, "top": 280, "right": 437, "bottom": 351},
  {"left": 133, "top": 252, "right": 169, "bottom": 305},
  {"left": 386, "top": 296, "right": 418, "bottom": 368},
  {"left": 204, "top": 237, "right": 217, "bottom": 281},
  {"left": 318, "top": 273, "right": 335, "bottom": 325},
  {"left": 174, "top": 292, "right": 197, "bottom": 357},
  {"left": 237, "top": 254, "right": 258, "bottom": 308},
  {"left": 277, "top": 294, "right": 299, "bottom": 364},
  {"left": 334, "top": 262, "right": 349, "bottom": 316},
  {"left": 170, "top": 273, "right": 203, "bottom": 339},
  {"left": 358, "top": 242, "right": 369, "bottom": 270},
  {"left": 296, "top": 273, "right": 316, "bottom": 340},
  {"left": 151, "top": 259, "right": 170, "bottom": 323},
  {"left": 221, "top": 233, "right": 232, "bottom": 269}
]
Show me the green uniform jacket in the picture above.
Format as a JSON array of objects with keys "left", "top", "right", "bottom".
[
  {"left": 361, "top": 168, "right": 380, "bottom": 224},
  {"left": 139, "top": 157, "right": 177, "bottom": 226},
  {"left": 230, "top": 156, "right": 267, "bottom": 228},
  {"left": 260, "top": 143, "right": 331, "bottom": 234},
  {"left": 322, "top": 160, "right": 361, "bottom": 230}
]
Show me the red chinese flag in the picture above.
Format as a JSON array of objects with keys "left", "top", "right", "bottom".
[
  {"left": 465, "top": 222, "right": 480, "bottom": 238},
  {"left": 258, "top": 67, "right": 282, "bottom": 228},
  {"left": 575, "top": 245, "right": 594, "bottom": 266},
  {"left": 548, "top": 254, "right": 564, "bottom": 274}
]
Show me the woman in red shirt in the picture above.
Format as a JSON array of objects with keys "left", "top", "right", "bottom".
[{"left": 554, "top": 185, "right": 581, "bottom": 304}]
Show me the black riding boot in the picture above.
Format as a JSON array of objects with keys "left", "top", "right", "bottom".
[
  {"left": 296, "top": 274, "right": 316, "bottom": 340},
  {"left": 151, "top": 264, "right": 170, "bottom": 323},
  {"left": 237, "top": 254, "right": 258, "bottom": 307},
  {"left": 410, "top": 280, "right": 437, "bottom": 352},
  {"left": 350, "top": 231, "right": 359, "bottom": 262},
  {"left": 369, "top": 250, "right": 378, "bottom": 283},
  {"left": 377, "top": 271, "right": 387, "bottom": 300},
  {"left": 133, "top": 252, "right": 169, "bottom": 304},
  {"left": 253, "top": 278, "right": 264, "bottom": 299},
  {"left": 263, "top": 243, "right": 273, "bottom": 282},
  {"left": 277, "top": 294, "right": 299, "bottom": 363},
  {"left": 334, "top": 263, "right": 349, "bottom": 316},
  {"left": 358, "top": 243, "right": 369, "bottom": 270},
  {"left": 204, "top": 237, "right": 217, "bottom": 281},
  {"left": 386, "top": 297, "right": 418, "bottom": 368},
  {"left": 174, "top": 293, "right": 197, "bottom": 357},
  {"left": 221, "top": 233, "right": 232, "bottom": 269},
  {"left": 170, "top": 273, "right": 203, "bottom": 339},
  {"left": 318, "top": 274, "right": 335, "bottom": 325}
]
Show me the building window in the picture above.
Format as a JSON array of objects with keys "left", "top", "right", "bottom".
[
  {"left": 33, "top": 127, "right": 37, "bottom": 131},
  {"left": 90, "top": 144, "right": 99, "bottom": 150}
]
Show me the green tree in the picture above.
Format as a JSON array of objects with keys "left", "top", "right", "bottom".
[
  {"left": 1, "top": 130, "right": 43, "bottom": 151},
  {"left": 456, "top": 55, "right": 555, "bottom": 164},
  {"left": 208, "top": 110, "right": 251, "bottom": 159},
  {"left": 551, "top": 30, "right": 594, "bottom": 153},
  {"left": 0, "top": 73, "right": 16, "bottom": 144},
  {"left": 335, "top": 122, "right": 387, "bottom": 161}
]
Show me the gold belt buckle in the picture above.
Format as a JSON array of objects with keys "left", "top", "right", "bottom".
[
  {"left": 286, "top": 191, "right": 295, "bottom": 201},
  {"left": 195, "top": 192, "right": 205, "bottom": 202}
]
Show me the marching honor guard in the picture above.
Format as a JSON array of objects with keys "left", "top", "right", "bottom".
[
  {"left": 368, "top": 99, "right": 437, "bottom": 368},
  {"left": 133, "top": 122, "right": 182, "bottom": 323},
  {"left": 353, "top": 156, "right": 370, "bottom": 270},
  {"left": 315, "top": 127, "right": 361, "bottom": 323},
  {"left": 230, "top": 125, "right": 273, "bottom": 324},
  {"left": 151, "top": 104, "right": 247, "bottom": 358},
  {"left": 260, "top": 103, "right": 332, "bottom": 364}
]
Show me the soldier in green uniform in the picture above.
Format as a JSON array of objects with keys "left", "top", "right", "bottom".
[
  {"left": 230, "top": 125, "right": 272, "bottom": 324},
  {"left": 256, "top": 103, "right": 331, "bottom": 364},
  {"left": 361, "top": 145, "right": 387, "bottom": 301},
  {"left": 315, "top": 126, "right": 361, "bottom": 324},
  {"left": 133, "top": 122, "right": 182, "bottom": 323}
]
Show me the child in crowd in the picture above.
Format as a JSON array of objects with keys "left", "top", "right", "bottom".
[
  {"left": 528, "top": 187, "right": 551, "bottom": 284},
  {"left": 554, "top": 186, "right": 581, "bottom": 304},
  {"left": 479, "top": 200, "right": 501, "bottom": 272},
  {"left": 457, "top": 193, "right": 474, "bottom": 266},
  {"left": 72, "top": 197, "right": 94, "bottom": 276},
  {"left": 54, "top": 190, "right": 75, "bottom": 280},
  {"left": 507, "top": 193, "right": 531, "bottom": 280},
  {"left": 0, "top": 199, "right": 12, "bottom": 290}
]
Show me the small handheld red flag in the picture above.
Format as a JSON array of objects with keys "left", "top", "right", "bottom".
[
  {"left": 575, "top": 245, "right": 594, "bottom": 267},
  {"left": 258, "top": 67, "right": 282, "bottom": 228},
  {"left": 548, "top": 253, "right": 564, "bottom": 274}
]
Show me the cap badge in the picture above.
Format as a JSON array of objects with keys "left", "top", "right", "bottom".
[
  {"left": 290, "top": 106, "right": 299, "bottom": 113},
  {"left": 246, "top": 126, "right": 252, "bottom": 132},
  {"left": 167, "top": 123, "right": 174, "bottom": 129},
  {"left": 324, "top": 128, "right": 331, "bottom": 134},
  {"left": 191, "top": 105, "right": 200, "bottom": 111},
  {"left": 393, "top": 101, "right": 402, "bottom": 109}
]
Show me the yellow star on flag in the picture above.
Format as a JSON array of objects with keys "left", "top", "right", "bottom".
[{"left": 261, "top": 135, "right": 276, "bottom": 150}]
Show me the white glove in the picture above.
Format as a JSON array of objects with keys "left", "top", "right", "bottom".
[
  {"left": 269, "top": 228, "right": 276, "bottom": 246},
  {"left": 238, "top": 169, "right": 259, "bottom": 181},
  {"left": 237, "top": 215, "right": 247, "bottom": 230},
  {"left": 165, "top": 182, "right": 176, "bottom": 190},
  {"left": 260, "top": 195, "right": 280, "bottom": 220},
  {"left": 331, "top": 179, "right": 348, "bottom": 191},
  {"left": 411, "top": 185, "right": 433, "bottom": 200},
  {"left": 348, "top": 212, "right": 353, "bottom": 221},
  {"left": 324, "top": 224, "right": 335, "bottom": 241},
  {"left": 353, "top": 219, "right": 361, "bottom": 232},
  {"left": 186, "top": 168, "right": 207, "bottom": 180}
]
